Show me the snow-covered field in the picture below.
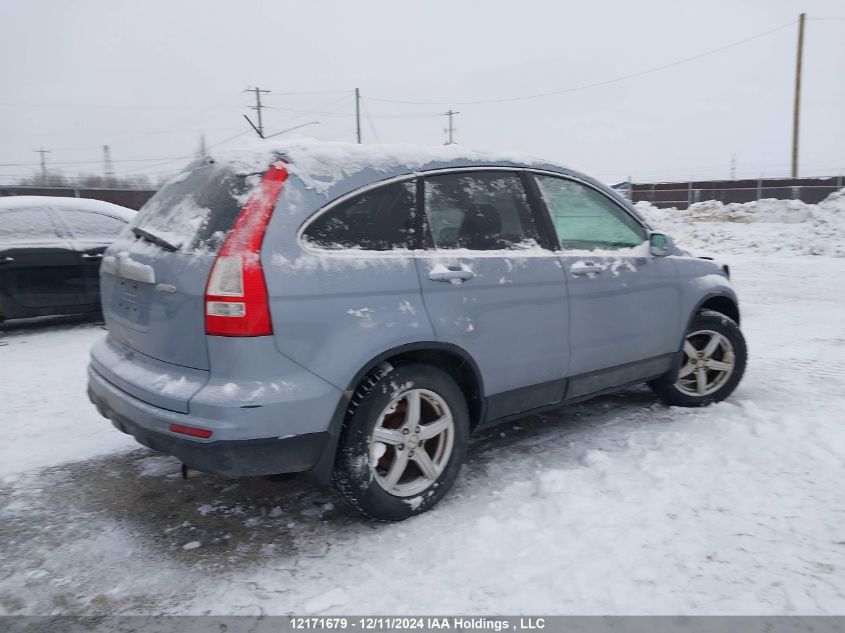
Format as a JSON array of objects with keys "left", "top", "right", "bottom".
[{"left": 1, "top": 193, "right": 844, "bottom": 615}]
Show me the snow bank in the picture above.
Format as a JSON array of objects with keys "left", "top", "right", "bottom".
[{"left": 636, "top": 189, "right": 845, "bottom": 258}]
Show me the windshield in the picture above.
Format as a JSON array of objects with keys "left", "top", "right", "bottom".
[{"left": 132, "top": 159, "right": 261, "bottom": 253}]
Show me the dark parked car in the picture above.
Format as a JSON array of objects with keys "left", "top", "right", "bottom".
[{"left": 0, "top": 196, "right": 135, "bottom": 323}]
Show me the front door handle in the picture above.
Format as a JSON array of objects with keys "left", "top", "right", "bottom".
[
  {"left": 81, "top": 253, "right": 104, "bottom": 260},
  {"left": 0, "top": 256, "right": 13, "bottom": 265},
  {"left": 428, "top": 266, "right": 475, "bottom": 284},
  {"left": 570, "top": 262, "right": 603, "bottom": 276}
]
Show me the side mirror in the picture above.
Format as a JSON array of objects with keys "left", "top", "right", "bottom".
[{"left": 649, "top": 232, "right": 672, "bottom": 257}]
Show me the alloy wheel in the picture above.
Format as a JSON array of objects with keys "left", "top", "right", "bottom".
[
  {"left": 368, "top": 388, "right": 455, "bottom": 497},
  {"left": 676, "top": 329, "right": 736, "bottom": 397}
]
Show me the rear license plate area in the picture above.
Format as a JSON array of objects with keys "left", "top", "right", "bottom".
[{"left": 113, "top": 279, "right": 151, "bottom": 325}]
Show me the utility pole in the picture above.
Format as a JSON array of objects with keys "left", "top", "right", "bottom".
[
  {"left": 791, "top": 13, "right": 806, "bottom": 179},
  {"left": 34, "top": 148, "right": 50, "bottom": 182},
  {"left": 355, "top": 88, "right": 362, "bottom": 144},
  {"left": 102, "top": 145, "right": 115, "bottom": 181},
  {"left": 198, "top": 134, "right": 208, "bottom": 158},
  {"left": 442, "top": 110, "right": 459, "bottom": 145},
  {"left": 730, "top": 154, "right": 736, "bottom": 180},
  {"left": 244, "top": 86, "right": 270, "bottom": 138}
]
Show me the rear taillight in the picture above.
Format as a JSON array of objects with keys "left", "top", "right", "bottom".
[{"left": 205, "top": 161, "right": 287, "bottom": 336}]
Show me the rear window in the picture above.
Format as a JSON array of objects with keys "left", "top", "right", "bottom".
[{"left": 132, "top": 159, "right": 261, "bottom": 253}]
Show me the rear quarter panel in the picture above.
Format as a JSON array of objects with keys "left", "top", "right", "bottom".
[{"left": 261, "top": 177, "right": 435, "bottom": 392}]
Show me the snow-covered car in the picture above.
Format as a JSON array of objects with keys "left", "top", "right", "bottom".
[
  {"left": 0, "top": 196, "right": 135, "bottom": 323},
  {"left": 87, "top": 140, "right": 747, "bottom": 521}
]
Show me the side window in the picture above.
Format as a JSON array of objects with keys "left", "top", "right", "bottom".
[
  {"left": 0, "top": 208, "right": 63, "bottom": 243},
  {"left": 57, "top": 210, "right": 127, "bottom": 240},
  {"left": 303, "top": 180, "right": 416, "bottom": 250},
  {"left": 423, "top": 171, "right": 541, "bottom": 250},
  {"left": 534, "top": 175, "right": 646, "bottom": 251}
]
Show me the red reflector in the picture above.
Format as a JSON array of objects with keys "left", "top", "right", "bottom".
[{"left": 169, "top": 423, "right": 213, "bottom": 439}]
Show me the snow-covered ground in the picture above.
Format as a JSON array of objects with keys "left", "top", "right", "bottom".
[
  {"left": 1, "top": 193, "right": 844, "bottom": 615},
  {"left": 0, "top": 322, "right": 137, "bottom": 482}
]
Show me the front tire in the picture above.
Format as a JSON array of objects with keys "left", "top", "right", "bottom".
[
  {"left": 650, "top": 309, "right": 747, "bottom": 407},
  {"left": 333, "top": 363, "right": 469, "bottom": 521}
]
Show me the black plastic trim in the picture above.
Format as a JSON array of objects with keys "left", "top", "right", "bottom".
[
  {"left": 477, "top": 354, "right": 676, "bottom": 431},
  {"left": 566, "top": 353, "right": 674, "bottom": 400},
  {"left": 483, "top": 377, "right": 567, "bottom": 425}
]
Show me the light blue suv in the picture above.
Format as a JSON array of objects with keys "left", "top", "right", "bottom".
[{"left": 88, "top": 142, "right": 747, "bottom": 520}]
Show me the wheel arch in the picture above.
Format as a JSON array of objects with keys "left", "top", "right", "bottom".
[
  {"left": 309, "top": 341, "right": 485, "bottom": 483},
  {"left": 696, "top": 293, "right": 740, "bottom": 326},
  {"left": 663, "top": 292, "right": 741, "bottom": 382}
]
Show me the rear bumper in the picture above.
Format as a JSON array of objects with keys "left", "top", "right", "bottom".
[{"left": 88, "top": 365, "right": 332, "bottom": 476}]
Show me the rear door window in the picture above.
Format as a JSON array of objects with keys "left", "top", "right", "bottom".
[
  {"left": 303, "top": 179, "right": 417, "bottom": 250},
  {"left": 132, "top": 160, "right": 260, "bottom": 253},
  {"left": 57, "top": 210, "right": 127, "bottom": 240},
  {"left": 533, "top": 175, "right": 646, "bottom": 250},
  {"left": 423, "top": 171, "right": 542, "bottom": 250},
  {"left": 0, "top": 208, "right": 65, "bottom": 243}
]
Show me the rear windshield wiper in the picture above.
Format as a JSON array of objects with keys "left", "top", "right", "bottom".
[{"left": 131, "top": 226, "right": 179, "bottom": 252}]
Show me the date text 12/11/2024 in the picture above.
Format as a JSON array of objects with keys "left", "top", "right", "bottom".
[{"left": 290, "top": 617, "right": 546, "bottom": 630}]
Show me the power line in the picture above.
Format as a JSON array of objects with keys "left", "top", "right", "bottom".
[
  {"left": 0, "top": 155, "right": 191, "bottom": 168},
  {"left": 12, "top": 98, "right": 246, "bottom": 154},
  {"left": 263, "top": 89, "right": 350, "bottom": 96},
  {"left": 208, "top": 130, "right": 252, "bottom": 149},
  {"left": 262, "top": 105, "right": 439, "bottom": 119},
  {"left": 0, "top": 126, "right": 245, "bottom": 138},
  {"left": 262, "top": 93, "right": 353, "bottom": 118},
  {"left": 0, "top": 101, "right": 237, "bottom": 110},
  {"left": 360, "top": 98, "right": 380, "bottom": 143},
  {"left": 364, "top": 20, "right": 797, "bottom": 106},
  {"left": 118, "top": 131, "right": 254, "bottom": 177}
]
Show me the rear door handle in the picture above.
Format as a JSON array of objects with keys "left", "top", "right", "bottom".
[
  {"left": 0, "top": 256, "right": 13, "bottom": 265},
  {"left": 428, "top": 267, "right": 475, "bottom": 284},
  {"left": 81, "top": 253, "right": 104, "bottom": 259},
  {"left": 570, "top": 262, "right": 603, "bottom": 276}
]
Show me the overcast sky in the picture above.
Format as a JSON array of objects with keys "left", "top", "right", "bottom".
[{"left": 1, "top": 0, "right": 843, "bottom": 185}]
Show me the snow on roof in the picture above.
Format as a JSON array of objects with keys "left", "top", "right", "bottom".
[
  {"left": 0, "top": 195, "right": 136, "bottom": 220},
  {"left": 209, "top": 136, "right": 566, "bottom": 194}
]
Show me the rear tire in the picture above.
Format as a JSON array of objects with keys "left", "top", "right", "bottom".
[
  {"left": 333, "top": 363, "right": 469, "bottom": 521},
  {"left": 649, "top": 309, "right": 747, "bottom": 407}
]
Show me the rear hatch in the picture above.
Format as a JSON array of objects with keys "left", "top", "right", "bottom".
[{"left": 100, "top": 159, "right": 263, "bottom": 372}]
